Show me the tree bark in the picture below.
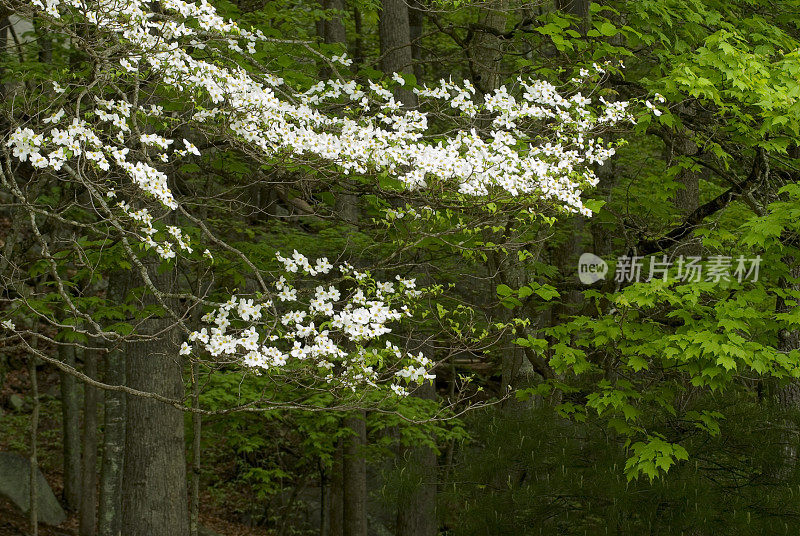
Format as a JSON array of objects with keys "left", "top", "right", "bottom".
[
  {"left": 79, "top": 349, "right": 99, "bottom": 536},
  {"left": 121, "top": 263, "right": 190, "bottom": 536},
  {"left": 60, "top": 343, "right": 82, "bottom": 511},
  {"left": 318, "top": 0, "right": 346, "bottom": 79},
  {"left": 555, "top": 0, "right": 590, "bottom": 35},
  {"left": 29, "top": 355, "right": 39, "bottom": 536},
  {"left": 668, "top": 113, "right": 701, "bottom": 257},
  {"left": 320, "top": 465, "right": 329, "bottom": 536},
  {"left": 772, "top": 258, "right": 800, "bottom": 480},
  {"left": 98, "top": 272, "right": 127, "bottom": 536},
  {"left": 189, "top": 361, "right": 201, "bottom": 536},
  {"left": 353, "top": 6, "right": 364, "bottom": 70},
  {"left": 379, "top": 0, "right": 412, "bottom": 73},
  {"left": 328, "top": 432, "right": 345, "bottom": 536},
  {"left": 98, "top": 344, "right": 125, "bottom": 536},
  {"left": 379, "top": 0, "right": 417, "bottom": 106},
  {"left": 395, "top": 383, "right": 437, "bottom": 536},
  {"left": 322, "top": 0, "right": 346, "bottom": 44},
  {"left": 471, "top": 1, "right": 507, "bottom": 98},
  {"left": 342, "top": 412, "right": 367, "bottom": 536},
  {"left": 0, "top": 17, "right": 9, "bottom": 99},
  {"left": 408, "top": 0, "right": 424, "bottom": 81}
]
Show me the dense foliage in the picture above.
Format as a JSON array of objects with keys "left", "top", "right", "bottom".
[{"left": 3, "top": 0, "right": 800, "bottom": 534}]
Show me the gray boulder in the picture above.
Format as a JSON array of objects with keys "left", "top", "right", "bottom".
[
  {"left": 0, "top": 452, "right": 67, "bottom": 525},
  {"left": 7, "top": 394, "right": 23, "bottom": 411}
]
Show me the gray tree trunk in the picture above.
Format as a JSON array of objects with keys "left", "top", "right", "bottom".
[
  {"left": 408, "top": 0, "right": 424, "bottom": 81},
  {"left": 395, "top": 383, "right": 437, "bottom": 536},
  {"left": 59, "top": 343, "right": 81, "bottom": 511},
  {"left": 379, "top": 0, "right": 417, "bottom": 106},
  {"left": 97, "top": 348, "right": 125, "bottom": 536},
  {"left": 29, "top": 355, "right": 40, "bottom": 536},
  {"left": 79, "top": 349, "right": 99, "bottom": 536},
  {"left": 328, "top": 441, "right": 345, "bottom": 536},
  {"left": 121, "top": 264, "right": 189, "bottom": 536},
  {"left": 342, "top": 412, "right": 367, "bottom": 536},
  {"left": 353, "top": 6, "right": 364, "bottom": 69},
  {"left": 98, "top": 274, "right": 127, "bottom": 536},
  {"left": 317, "top": 0, "right": 346, "bottom": 79},
  {"left": 555, "top": 0, "right": 590, "bottom": 35},
  {"left": 471, "top": 1, "right": 506, "bottom": 98},
  {"left": 773, "top": 259, "right": 800, "bottom": 479},
  {"left": 189, "top": 361, "right": 201, "bottom": 536},
  {"left": 322, "top": 0, "right": 346, "bottom": 44},
  {"left": 668, "top": 118, "right": 701, "bottom": 257}
]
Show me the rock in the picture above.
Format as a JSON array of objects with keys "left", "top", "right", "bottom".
[
  {"left": 7, "top": 394, "right": 23, "bottom": 411},
  {"left": 0, "top": 452, "right": 67, "bottom": 525}
]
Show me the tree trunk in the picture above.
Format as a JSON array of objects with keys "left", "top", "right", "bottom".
[
  {"left": 29, "top": 355, "right": 39, "bottom": 536},
  {"left": 395, "top": 383, "right": 437, "bottom": 536},
  {"left": 773, "top": 258, "right": 800, "bottom": 479},
  {"left": 79, "top": 349, "right": 99, "bottom": 536},
  {"left": 189, "top": 361, "right": 201, "bottom": 536},
  {"left": 0, "top": 17, "right": 9, "bottom": 99},
  {"left": 98, "top": 274, "right": 127, "bottom": 536},
  {"left": 318, "top": 0, "right": 360, "bottom": 224},
  {"left": 318, "top": 0, "right": 346, "bottom": 79},
  {"left": 471, "top": 5, "right": 535, "bottom": 400},
  {"left": 353, "top": 6, "right": 364, "bottom": 69},
  {"left": 471, "top": 1, "right": 507, "bottom": 98},
  {"left": 322, "top": 0, "right": 346, "bottom": 44},
  {"left": 98, "top": 345, "right": 125, "bottom": 536},
  {"left": 121, "top": 264, "right": 189, "bottom": 536},
  {"left": 342, "top": 412, "right": 367, "bottom": 536},
  {"left": 320, "top": 465, "right": 329, "bottom": 536},
  {"left": 408, "top": 0, "right": 424, "bottom": 81},
  {"left": 60, "top": 343, "right": 81, "bottom": 511},
  {"left": 328, "top": 440, "right": 344, "bottom": 536},
  {"left": 379, "top": 0, "right": 412, "bottom": 73},
  {"left": 668, "top": 117, "right": 701, "bottom": 257},
  {"left": 555, "top": 0, "right": 590, "bottom": 35},
  {"left": 379, "top": 0, "right": 417, "bottom": 106}
]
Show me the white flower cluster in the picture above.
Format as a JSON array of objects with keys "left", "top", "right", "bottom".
[
  {"left": 6, "top": 93, "right": 208, "bottom": 259},
  {"left": 645, "top": 93, "right": 667, "bottom": 117},
  {"left": 182, "top": 251, "right": 434, "bottom": 394},
  {"left": 16, "top": 0, "right": 649, "bottom": 397},
  {"left": 331, "top": 53, "right": 353, "bottom": 66},
  {"left": 116, "top": 201, "right": 193, "bottom": 259},
  {"left": 383, "top": 204, "right": 436, "bottom": 223},
  {"left": 7, "top": 120, "right": 105, "bottom": 172},
  {"left": 22, "top": 0, "right": 641, "bottom": 218},
  {"left": 276, "top": 250, "right": 334, "bottom": 275},
  {"left": 570, "top": 61, "right": 615, "bottom": 84}
]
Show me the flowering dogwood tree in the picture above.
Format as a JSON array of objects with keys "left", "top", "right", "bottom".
[
  {"left": 185, "top": 250, "right": 435, "bottom": 397},
  {"left": 0, "top": 1, "right": 656, "bottom": 534},
  {"left": 0, "top": 0, "right": 641, "bottom": 407}
]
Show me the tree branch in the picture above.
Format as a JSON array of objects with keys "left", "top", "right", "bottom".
[{"left": 636, "top": 149, "right": 766, "bottom": 256}]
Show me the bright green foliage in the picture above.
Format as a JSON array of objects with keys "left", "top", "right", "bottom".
[{"left": 8, "top": 0, "right": 800, "bottom": 531}]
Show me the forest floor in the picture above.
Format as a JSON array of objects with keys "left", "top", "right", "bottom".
[{"left": 0, "top": 361, "right": 273, "bottom": 536}]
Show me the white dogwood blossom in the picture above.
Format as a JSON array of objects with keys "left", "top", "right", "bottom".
[
  {"left": 184, "top": 252, "right": 433, "bottom": 394},
  {"left": 10, "top": 0, "right": 647, "bottom": 394},
  {"left": 14, "top": 0, "right": 638, "bottom": 229}
]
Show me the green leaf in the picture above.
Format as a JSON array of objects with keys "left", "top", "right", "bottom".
[{"left": 496, "top": 284, "right": 513, "bottom": 297}]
